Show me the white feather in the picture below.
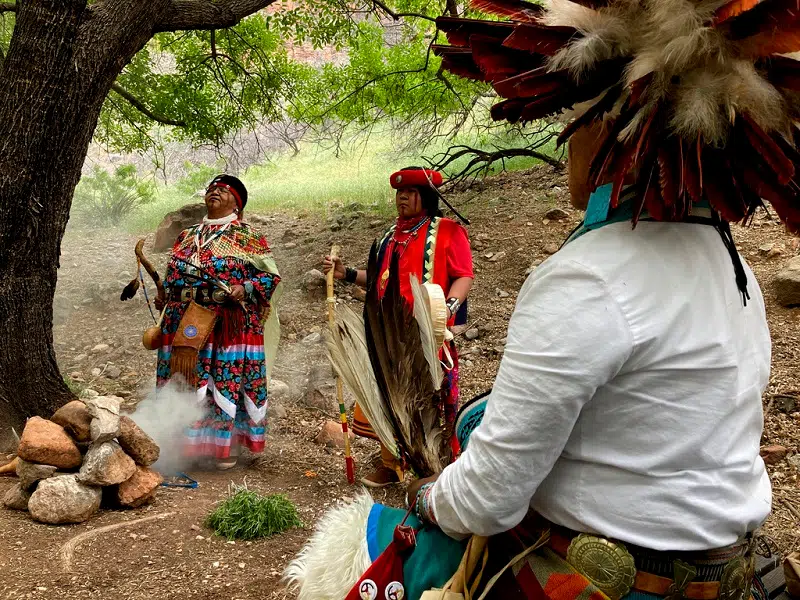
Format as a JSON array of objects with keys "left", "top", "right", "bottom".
[
  {"left": 283, "top": 491, "right": 374, "bottom": 600},
  {"left": 410, "top": 275, "right": 443, "bottom": 392}
]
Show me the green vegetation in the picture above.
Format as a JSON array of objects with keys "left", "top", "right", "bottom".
[
  {"left": 122, "top": 121, "right": 562, "bottom": 233},
  {"left": 72, "top": 165, "right": 156, "bottom": 226},
  {"left": 206, "top": 484, "right": 303, "bottom": 540}
]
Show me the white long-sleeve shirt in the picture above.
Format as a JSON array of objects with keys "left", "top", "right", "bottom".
[{"left": 432, "top": 220, "right": 772, "bottom": 550}]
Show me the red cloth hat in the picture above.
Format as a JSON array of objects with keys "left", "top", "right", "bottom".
[
  {"left": 390, "top": 169, "right": 443, "bottom": 190},
  {"left": 346, "top": 525, "right": 416, "bottom": 600}
]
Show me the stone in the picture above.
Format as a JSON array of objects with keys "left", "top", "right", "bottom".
[
  {"left": 73, "top": 353, "right": 88, "bottom": 362},
  {"left": 270, "top": 379, "right": 290, "bottom": 400},
  {"left": 760, "top": 444, "right": 788, "bottom": 465},
  {"left": 465, "top": 328, "right": 480, "bottom": 341},
  {"left": 495, "top": 288, "right": 510, "bottom": 298},
  {"left": 352, "top": 287, "right": 367, "bottom": 302},
  {"left": 106, "top": 365, "right": 122, "bottom": 380},
  {"left": 51, "top": 400, "right": 92, "bottom": 443},
  {"left": 15, "top": 458, "right": 57, "bottom": 491},
  {"left": 303, "top": 332, "right": 322, "bottom": 345},
  {"left": 118, "top": 416, "right": 160, "bottom": 467},
  {"left": 17, "top": 417, "right": 82, "bottom": 470},
  {"left": 305, "top": 364, "right": 337, "bottom": 410},
  {"left": 314, "top": 420, "right": 354, "bottom": 448},
  {"left": 153, "top": 203, "right": 207, "bottom": 252},
  {"left": 78, "top": 441, "right": 136, "bottom": 486},
  {"left": 91, "top": 368, "right": 102, "bottom": 377},
  {"left": 775, "top": 256, "right": 800, "bottom": 307},
  {"left": 85, "top": 396, "right": 121, "bottom": 443},
  {"left": 302, "top": 269, "right": 327, "bottom": 295},
  {"left": 544, "top": 243, "right": 559, "bottom": 255},
  {"left": 489, "top": 251, "right": 506, "bottom": 263},
  {"left": 91, "top": 343, "right": 110, "bottom": 353},
  {"left": 545, "top": 208, "right": 570, "bottom": 221},
  {"left": 759, "top": 243, "right": 775, "bottom": 255},
  {"left": 768, "top": 247, "right": 785, "bottom": 259},
  {"left": 117, "top": 466, "right": 163, "bottom": 508},
  {"left": 268, "top": 403, "right": 287, "bottom": 419},
  {"left": 788, "top": 454, "right": 800, "bottom": 475},
  {"left": 28, "top": 475, "right": 102, "bottom": 524},
  {"left": 284, "top": 242, "right": 297, "bottom": 249},
  {"left": 3, "top": 484, "right": 31, "bottom": 511}
]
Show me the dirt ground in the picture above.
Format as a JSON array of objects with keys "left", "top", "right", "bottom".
[{"left": 1, "top": 165, "right": 799, "bottom": 599}]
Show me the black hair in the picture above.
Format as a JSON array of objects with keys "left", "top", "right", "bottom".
[{"left": 400, "top": 166, "right": 442, "bottom": 217}]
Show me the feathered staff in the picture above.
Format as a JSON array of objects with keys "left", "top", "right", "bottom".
[
  {"left": 363, "top": 243, "right": 451, "bottom": 478},
  {"left": 120, "top": 239, "right": 166, "bottom": 350},
  {"left": 433, "top": 0, "right": 800, "bottom": 232}
]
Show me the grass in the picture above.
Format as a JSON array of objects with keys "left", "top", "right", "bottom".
[
  {"left": 122, "top": 123, "right": 561, "bottom": 233},
  {"left": 205, "top": 483, "right": 303, "bottom": 540}
]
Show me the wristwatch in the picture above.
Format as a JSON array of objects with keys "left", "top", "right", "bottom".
[{"left": 446, "top": 297, "right": 461, "bottom": 317}]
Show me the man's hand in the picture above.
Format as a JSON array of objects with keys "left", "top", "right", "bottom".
[
  {"left": 407, "top": 473, "right": 439, "bottom": 505},
  {"left": 322, "top": 255, "right": 346, "bottom": 280},
  {"left": 154, "top": 296, "right": 165, "bottom": 312},
  {"left": 229, "top": 284, "right": 246, "bottom": 302}
]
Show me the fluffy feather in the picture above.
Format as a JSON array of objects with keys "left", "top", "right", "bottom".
[
  {"left": 325, "top": 303, "right": 400, "bottom": 459},
  {"left": 283, "top": 491, "right": 374, "bottom": 600}
]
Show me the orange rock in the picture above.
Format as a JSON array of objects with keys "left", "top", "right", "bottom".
[
  {"left": 17, "top": 417, "right": 82, "bottom": 470},
  {"left": 117, "top": 466, "right": 163, "bottom": 508},
  {"left": 51, "top": 400, "right": 92, "bottom": 442},
  {"left": 314, "top": 420, "right": 354, "bottom": 449},
  {"left": 760, "top": 444, "right": 788, "bottom": 465}
]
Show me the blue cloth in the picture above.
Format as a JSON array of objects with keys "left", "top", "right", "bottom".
[{"left": 366, "top": 503, "right": 467, "bottom": 600}]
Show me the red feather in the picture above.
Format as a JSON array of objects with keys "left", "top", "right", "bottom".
[
  {"left": 470, "top": 0, "right": 543, "bottom": 22},
  {"left": 502, "top": 23, "right": 577, "bottom": 56},
  {"left": 556, "top": 84, "right": 623, "bottom": 147},
  {"left": 714, "top": 0, "right": 764, "bottom": 24},
  {"left": 470, "top": 35, "right": 543, "bottom": 81},
  {"left": 436, "top": 17, "right": 516, "bottom": 47},
  {"left": 491, "top": 98, "right": 527, "bottom": 122},
  {"left": 433, "top": 48, "right": 489, "bottom": 82},
  {"left": 724, "top": 0, "right": 800, "bottom": 57},
  {"left": 764, "top": 55, "right": 800, "bottom": 90},
  {"left": 492, "top": 67, "right": 568, "bottom": 98},
  {"left": 683, "top": 137, "right": 703, "bottom": 204},
  {"left": 658, "top": 145, "right": 678, "bottom": 219},
  {"left": 741, "top": 114, "right": 795, "bottom": 184}
]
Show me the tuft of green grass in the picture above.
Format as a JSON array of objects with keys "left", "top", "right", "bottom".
[
  {"left": 63, "top": 375, "right": 85, "bottom": 397},
  {"left": 205, "top": 484, "right": 303, "bottom": 540}
]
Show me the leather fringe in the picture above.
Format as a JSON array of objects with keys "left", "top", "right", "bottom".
[
  {"left": 170, "top": 346, "right": 199, "bottom": 387},
  {"left": 218, "top": 306, "right": 245, "bottom": 348}
]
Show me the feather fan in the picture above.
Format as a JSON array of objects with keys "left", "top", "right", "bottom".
[
  {"left": 325, "top": 303, "right": 399, "bottom": 460},
  {"left": 363, "top": 243, "right": 451, "bottom": 477},
  {"left": 410, "top": 275, "right": 444, "bottom": 392},
  {"left": 434, "top": 0, "right": 800, "bottom": 233}
]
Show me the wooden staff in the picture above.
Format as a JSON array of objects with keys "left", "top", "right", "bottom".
[{"left": 327, "top": 245, "right": 355, "bottom": 484}]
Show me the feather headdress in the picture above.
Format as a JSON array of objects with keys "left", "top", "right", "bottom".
[{"left": 434, "top": 0, "right": 800, "bottom": 231}]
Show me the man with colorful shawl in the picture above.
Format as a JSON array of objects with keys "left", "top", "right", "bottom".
[
  {"left": 155, "top": 174, "right": 282, "bottom": 470},
  {"left": 323, "top": 166, "right": 474, "bottom": 487}
]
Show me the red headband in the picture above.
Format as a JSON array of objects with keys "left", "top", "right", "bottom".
[
  {"left": 389, "top": 169, "right": 443, "bottom": 190},
  {"left": 208, "top": 182, "right": 243, "bottom": 211}
]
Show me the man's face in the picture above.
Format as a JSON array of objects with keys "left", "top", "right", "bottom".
[
  {"left": 395, "top": 186, "right": 423, "bottom": 218},
  {"left": 205, "top": 184, "right": 238, "bottom": 217}
]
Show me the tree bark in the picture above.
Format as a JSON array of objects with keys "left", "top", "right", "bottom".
[{"left": 0, "top": 0, "right": 274, "bottom": 447}]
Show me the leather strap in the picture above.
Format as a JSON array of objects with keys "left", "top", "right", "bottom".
[{"left": 549, "top": 532, "right": 722, "bottom": 600}]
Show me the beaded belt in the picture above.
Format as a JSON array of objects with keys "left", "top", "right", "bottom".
[
  {"left": 518, "top": 515, "right": 755, "bottom": 600},
  {"left": 169, "top": 286, "right": 227, "bottom": 305}
]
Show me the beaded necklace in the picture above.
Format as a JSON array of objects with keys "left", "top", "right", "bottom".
[{"left": 379, "top": 216, "right": 430, "bottom": 291}]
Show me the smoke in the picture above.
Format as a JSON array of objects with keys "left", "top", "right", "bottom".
[{"left": 127, "top": 380, "right": 206, "bottom": 476}]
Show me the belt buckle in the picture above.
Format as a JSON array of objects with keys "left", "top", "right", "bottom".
[
  {"left": 566, "top": 534, "right": 637, "bottom": 600},
  {"left": 211, "top": 289, "right": 226, "bottom": 303},
  {"left": 180, "top": 288, "right": 193, "bottom": 303},
  {"left": 720, "top": 551, "right": 754, "bottom": 600}
]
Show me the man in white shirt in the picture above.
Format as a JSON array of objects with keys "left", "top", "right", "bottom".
[{"left": 408, "top": 123, "right": 772, "bottom": 600}]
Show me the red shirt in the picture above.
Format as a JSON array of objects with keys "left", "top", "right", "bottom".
[{"left": 377, "top": 216, "right": 473, "bottom": 320}]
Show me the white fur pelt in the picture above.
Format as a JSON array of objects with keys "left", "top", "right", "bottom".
[{"left": 283, "top": 491, "right": 374, "bottom": 600}]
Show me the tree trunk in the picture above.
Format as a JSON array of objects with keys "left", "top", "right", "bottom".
[{"left": 0, "top": 0, "right": 165, "bottom": 447}]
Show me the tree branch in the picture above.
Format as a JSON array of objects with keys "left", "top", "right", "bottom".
[
  {"left": 0, "top": 3, "right": 15, "bottom": 12},
  {"left": 371, "top": 0, "right": 436, "bottom": 22},
  {"left": 110, "top": 83, "right": 187, "bottom": 127},
  {"left": 155, "top": 0, "right": 277, "bottom": 32}
]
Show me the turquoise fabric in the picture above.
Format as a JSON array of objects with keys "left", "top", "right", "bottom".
[{"left": 367, "top": 503, "right": 467, "bottom": 600}]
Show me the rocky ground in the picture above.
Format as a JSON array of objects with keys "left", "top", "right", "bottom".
[{"left": 1, "top": 165, "right": 799, "bottom": 599}]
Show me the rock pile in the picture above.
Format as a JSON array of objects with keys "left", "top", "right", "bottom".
[{"left": 3, "top": 398, "right": 163, "bottom": 524}]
